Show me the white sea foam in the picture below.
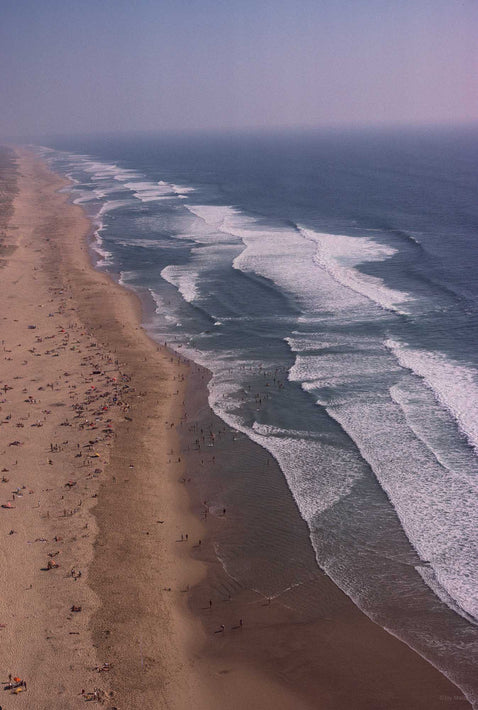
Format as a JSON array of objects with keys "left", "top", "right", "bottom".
[
  {"left": 161, "top": 265, "right": 199, "bottom": 303},
  {"left": 115, "top": 238, "right": 172, "bottom": 250},
  {"left": 113, "top": 170, "right": 143, "bottom": 181},
  {"left": 322, "top": 395, "right": 478, "bottom": 621},
  {"left": 248, "top": 423, "right": 364, "bottom": 517},
  {"left": 72, "top": 194, "right": 98, "bottom": 205},
  {"left": 186, "top": 204, "right": 240, "bottom": 231},
  {"left": 185, "top": 204, "right": 410, "bottom": 318},
  {"left": 148, "top": 290, "right": 179, "bottom": 323},
  {"left": 122, "top": 180, "right": 194, "bottom": 203},
  {"left": 82, "top": 161, "right": 121, "bottom": 177},
  {"left": 65, "top": 172, "right": 80, "bottom": 185},
  {"left": 298, "top": 226, "right": 411, "bottom": 314},
  {"left": 122, "top": 181, "right": 174, "bottom": 202},
  {"left": 188, "top": 205, "right": 359, "bottom": 311},
  {"left": 91, "top": 230, "right": 113, "bottom": 268},
  {"left": 118, "top": 270, "right": 136, "bottom": 286},
  {"left": 390, "top": 380, "right": 478, "bottom": 482},
  {"left": 289, "top": 348, "right": 393, "bottom": 404},
  {"left": 171, "top": 184, "right": 195, "bottom": 195},
  {"left": 98, "top": 199, "right": 135, "bottom": 215},
  {"left": 285, "top": 324, "right": 478, "bottom": 622},
  {"left": 286, "top": 331, "right": 377, "bottom": 354},
  {"left": 417, "top": 564, "right": 478, "bottom": 626},
  {"left": 80, "top": 161, "right": 141, "bottom": 183},
  {"left": 51, "top": 152, "right": 142, "bottom": 187},
  {"left": 386, "top": 339, "right": 478, "bottom": 454}
]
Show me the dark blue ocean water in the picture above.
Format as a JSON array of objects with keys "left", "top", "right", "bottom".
[{"left": 37, "top": 126, "right": 478, "bottom": 702}]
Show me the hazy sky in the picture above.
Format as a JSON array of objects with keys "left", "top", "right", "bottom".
[{"left": 1, "top": 0, "right": 477, "bottom": 137}]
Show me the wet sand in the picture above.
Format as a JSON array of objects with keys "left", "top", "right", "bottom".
[
  {"left": 180, "top": 366, "right": 472, "bottom": 710},
  {"left": 0, "top": 146, "right": 470, "bottom": 708}
]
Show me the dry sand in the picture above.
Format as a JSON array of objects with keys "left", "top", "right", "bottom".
[{"left": 0, "top": 147, "right": 470, "bottom": 709}]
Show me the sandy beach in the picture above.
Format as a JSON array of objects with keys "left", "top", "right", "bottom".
[{"left": 0, "top": 147, "right": 470, "bottom": 709}]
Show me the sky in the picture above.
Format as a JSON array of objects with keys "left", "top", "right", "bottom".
[{"left": 1, "top": 0, "right": 477, "bottom": 138}]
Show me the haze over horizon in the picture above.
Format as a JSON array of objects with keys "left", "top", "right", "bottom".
[{"left": 1, "top": 0, "right": 477, "bottom": 139}]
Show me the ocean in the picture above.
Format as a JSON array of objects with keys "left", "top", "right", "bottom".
[{"left": 36, "top": 126, "right": 478, "bottom": 702}]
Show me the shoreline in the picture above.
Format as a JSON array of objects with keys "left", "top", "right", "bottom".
[
  {"left": 179, "top": 360, "right": 474, "bottom": 710},
  {"left": 0, "top": 146, "right": 471, "bottom": 708}
]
